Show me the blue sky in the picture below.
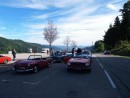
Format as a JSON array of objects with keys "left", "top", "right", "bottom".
[{"left": 0, "top": 0, "right": 128, "bottom": 46}]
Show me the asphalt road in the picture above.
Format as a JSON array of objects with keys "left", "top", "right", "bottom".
[
  {"left": 95, "top": 54, "right": 130, "bottom": 98},
  {"left": 0, "top": 53, "right": 130, "bottom": 98}
]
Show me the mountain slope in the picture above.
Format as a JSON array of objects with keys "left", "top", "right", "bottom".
[
  {"left": 0, "top": 37, "right": 90, "bottom": 53},
  {"left": 0, "top": 37, "right": 44, "bottom": 53},
  {"left": 0, "top": 37, "right": 65, "bottom": 53}
]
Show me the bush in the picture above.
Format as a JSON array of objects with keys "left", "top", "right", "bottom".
[{"left": 111, "top": 41, "right": 130, "bottom": 56}]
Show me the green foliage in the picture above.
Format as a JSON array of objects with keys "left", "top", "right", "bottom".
[
  {"left": 0, "top": 37, "right": 61, "bottom": 54},
  {"left": 103, "top": 1, "right": 130, "bottom": 56},
  {"left": 0, "top": 37, "right": 43, "bottom": 53},
  {"left": 104, "top": 16, "right": 121, "bottom": 50},
  {"left": 111, "top": 41, "right": 130, "bottom": 56},
  {"left": 120, "top": 1, "right": 130, "bottom": 40},
  {"left": 94, "top": 40, "right": 104, "bottom": 52}
]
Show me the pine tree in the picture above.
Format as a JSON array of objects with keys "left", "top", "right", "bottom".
[{"left": 120, "top": 1, "right": 130, "bottom": 40}]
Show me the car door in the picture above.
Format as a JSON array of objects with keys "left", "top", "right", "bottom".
[
  {"left": 0, "top": 56, "right": 6, "bottom": 64},
  {"left": 39, "top": 58, "right": 48, "bottom": 68}
]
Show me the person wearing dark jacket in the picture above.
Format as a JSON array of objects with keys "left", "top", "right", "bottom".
[
  {"left": 71, "top": 48, "right": 75, "bottom": 56},
  {"left": 77, "top": 48, "right": 82, "bottom": 54},
  {"left": 12, "top": 49, "right": 16, "bottom": 61}
]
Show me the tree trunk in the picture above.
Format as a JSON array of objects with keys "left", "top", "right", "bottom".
[{"left": 49, "top": 43, "right": 52, "bottom": 56}]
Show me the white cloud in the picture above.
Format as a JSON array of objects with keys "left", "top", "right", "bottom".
[
  {"left": 107, "top": 3, "right": 119, "bottom": 11},
  {"left": 0, "top": 0, "right": 92, "bottom": 10},
  {"left": 32, "top": 14, "right": 48, "bottom": 20},
  {"left": 0, "top": 0, "right": 47, "bottom": 9},
  {"left": 23, "top": 2, "right": 121, "bottom": 46},
  {"left": 0, "top": 0, "right": 126, "bottom": 46},
  {"left": 25, "top": 24, "right": 46, "bottom": 29}
]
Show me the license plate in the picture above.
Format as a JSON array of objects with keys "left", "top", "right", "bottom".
[{"left": 19, "top": 67, "right": 25, "bottom": 70}]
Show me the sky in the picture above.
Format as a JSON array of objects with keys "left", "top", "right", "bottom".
[{"left": 0, "top": 0, "right": 128, "bottom": 46}]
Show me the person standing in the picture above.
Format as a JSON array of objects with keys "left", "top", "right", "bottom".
[
  {"left": 71, "top": 48, "right": 75, "bottom": 57},
  {"left": 47, "top": 50, "right": 49, "bottom": 55},
  {"left": 12, "top": 49, "right": 16, "bottom": 61}
]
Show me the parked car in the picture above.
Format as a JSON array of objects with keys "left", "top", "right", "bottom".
[
  {"left": 104, "top": 51, "right": 111, "bottom": 55},
  {"left": 63, "top": 52, "right": 74, "bottom": 64},
  {"left": 82, "top": 50, "right": 92, "bottom": 63},
  {"left": 66, "top": 54, "right": 91, "bottom": 72},
  {"left": 41, "top": 50, "right": 47, "bottom": 53},
  {"left": 12, "top": 55, "right": 51, "bottom": 73},
  {"left": 0, "top": 55, "right": 11, "bottom": 64},
  {"left": 51, "top": 51, "right": 64, "bottom": 63}
]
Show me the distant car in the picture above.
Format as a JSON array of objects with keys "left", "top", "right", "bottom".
[
  {"left": 82, "top": 50, "right": 92, "bottom": 62},
  {"left": 12, "top": 55, "right": 51, "bottom": 73},
  {"left": 66, "top": 54, "right": 91, "bottom": 72},
  {"left": 0, "top": 55, "right": 11, "bottom": 64},
  {"left": 104, "top": 51, "right": 111, "bottom": 55},
  {"left": 27, "top": 48, "right": 32, "bottom": 53},
  {"left": 41, "top": 48, "right": 49, "bottom": 53},
  {"left": 41, "top": 50, "right": 46, "bottom": 53},
  {"left": 51, "top": 51, "right": 64, "bottom": 63}
]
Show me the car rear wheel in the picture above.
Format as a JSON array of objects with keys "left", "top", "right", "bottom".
[
  {"left": 33, "top": 66, "right": 38, "bottom": 73},
  {"left": 3, "top": 60, "right": 8, "bottom": 64}
]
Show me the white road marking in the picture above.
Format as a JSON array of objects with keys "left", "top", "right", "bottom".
[
  {"left": 23, "top": 81, "right": 40, "bottom": 85},
  {"left": 96, "top": 58, "right": 104, "bottom": 69},
  {"left": 1, "top": 79, "right": 11, "bottom": 82},
  {"left": 104, "top": 70, "right": 116, "bottom": 89},
  {"left": 23, "top": 70, "right": 58, "bottom": 85},
  {"left": 96, "top": 57, "right": 116, "bottom": 89}
]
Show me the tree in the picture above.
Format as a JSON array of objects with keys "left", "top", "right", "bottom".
[
  {"left": 104, "top": 16, "right": 121, "bottom": 50},
  {"left": 120, "top": 1, "right": 130, "bottom": 40},
  {"left": 94, "top": 40, "right": 104, "bottom": 52},
  {"left": 63, "top": 36, "right": 71, "bottom": 52},
  {"left": 113, "top": 16, "right": 121, "bottom": 27},
  {"left": 43, "top": 20, "right": 59, "bottom": 55},
  {"left": 71, "top": 40, "right": 77, "bottom": 48}
]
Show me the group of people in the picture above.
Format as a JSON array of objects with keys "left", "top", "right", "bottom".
[
  {"left": 71, "top": 48, "right": 82, "bottom": 55},
  {"left": 11, "top": 48, "right": 84, "bottom": 61}
]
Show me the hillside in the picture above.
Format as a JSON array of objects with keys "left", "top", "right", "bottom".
[
  {"left": 0, "top": 37, "right": 40, "bottom": 53},
  {"left": 0, "top": 37, "right": 92, "bottom": 54},
  {"left": 0, "top": 37, "right": 61, "bottom": 53}
]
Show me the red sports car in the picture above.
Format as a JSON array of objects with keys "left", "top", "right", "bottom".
[
  {"left": 66, "top": 55, "right": 91, "bottom": 72},
  {"left": 63, "top": 52, "right": 73, "bottom": 64},
  {"left": 0, "top": 55, "right": 11, "bottom": 64},
  {"left": 12, "top": 55, "right": 52, "bottom": 73}
]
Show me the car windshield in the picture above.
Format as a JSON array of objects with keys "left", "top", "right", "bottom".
[
  {"left": 74, "top": 55, "right": 88, "bottom": 59},
  {"left": 28, "top": 55, "right": 42, "bottom": 60},
  {"left": 82, "top": 50, "right": 91, "bottom": 54},
  {"left": 54, "top": 52, "right": 63, "bottom": 56},
  {"left": 65, "top": 52, "right": 72, "bottom": 56}
]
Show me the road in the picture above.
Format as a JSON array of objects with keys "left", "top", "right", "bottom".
[
  {"left": 0, "top": 53, "right": 130, "bottom": 98},
  {"left": 95, "top": 54, "right": 130, "bottom": 98}
]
